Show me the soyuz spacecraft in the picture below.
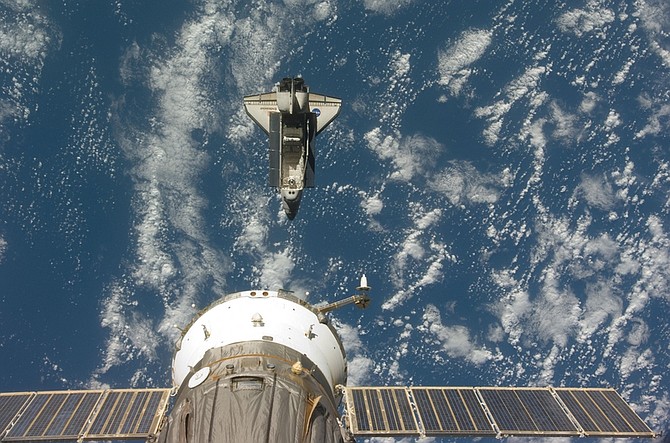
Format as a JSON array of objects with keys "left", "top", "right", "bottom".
[
  {"left": 243, "top": 77, "right": 342, "bottom": 219},
  {"left": 0, "top": 276, "right": 657, "bottom": 442}
]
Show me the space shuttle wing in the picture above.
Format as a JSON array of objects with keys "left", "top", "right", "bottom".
[
  {"left": 342, "top": 386, "right": 656, "bottom": 439},
  {"left": 308, "top": 92, "right": 342, "bottom": 134},
  {"left": 0, "top": 388, "right": 171, "bottom": 441},
  {"left": 243, "top": 91, "right": 278, "bottom": 134}
]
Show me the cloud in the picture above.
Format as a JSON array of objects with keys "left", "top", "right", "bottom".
[
  {"left": 362, "top": 0, "right": 414, "bottom": 15},
  {"left": 438, "top": 29, "right": 492, "bottom": 95},
  {"left": 548, "top": 102, "right": 581, "bottom": 142},
  {"left": 635, "top": 102, "right": 670, "bottom": 139},
  {"left": 383, "top": 207, "right": 455, "bottom": 310},
  {"left": 360, "top": 193, "right": 384, "bottom": 217},
  {"left": 95, "top": 282, "right": 161, "bottom": 379},
  {"left": 556, "top": 2, "right": 616, "bottom": 37},
  {"left": 333, "top": 320, "right": 373, "bottom": 385},
  {"left": 258, "top": 248, "right": 296, "bottom": 290},
  {"left": 0, "top": 236, "right": 6, "bottom": 264},
  {"left": 421, "top": 304, "right": 493, "bottom": 365},
  {"left": 475, "top": 66, "right": 548, "bottom": 145},
  {"left": 0, "top": 3, "right": 55, "bottom": 60},
  {"left": 579, "top": 91, "right": 599, "bottom": 114},
  {"left": 635, "top": 0, "right": 670, "bottom": 66},
  {"left": 364, "top": 128, "right": 444, "bottom": 182},
  {"left": 430, "top": 161, "right": 506, "bottom": 205},
  {"left": 100, "top": 0, "right": 331, "bottom": 377},
  {"left": 576, "top": 173, "right": 618, "bottom": 210}
]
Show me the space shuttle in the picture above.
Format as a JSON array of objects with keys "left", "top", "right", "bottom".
[
  {"left": 244, "top": 77, "right": 342, "bottom": 219},
  {"left": 0, "top": 275, "right": 657, "bottom": 442}
]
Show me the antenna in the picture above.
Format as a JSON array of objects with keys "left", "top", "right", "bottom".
[
  {"left": 356, "top": 274, "right": 371, "bottom": 292},
  {"left": 317, "top": 274, "right": 371, "bottom": 314}
]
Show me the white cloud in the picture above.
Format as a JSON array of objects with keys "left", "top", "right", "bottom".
[
  {"left": 391, "top": 51, "right": 411, "bottom": 77},
  {"left": 364, "top": 128, "right": 444, "bottom": 182},
  {"left": 438, "top": 29, "right": 492, "bottom": 95},
  {"left": 383, "top": 207, "right": 454, "bottom": 310},
  {"left": 635, "top": 0, "right": 670, "bottom": 66},
  {"left": 475, "top": 65, "right": 548, "bottom": 145},
  {"left": 549, "top": 102, "right": 581, "bottom": 142},
  {"left": 578, "top": 280, "right": 623, "bottom": 340},
  {"left": 556, "top": 1, "right": 616, "bottom": 37},
  {"left": 360, "top": 193, "right": 384, "bottom": 216},
  {"left": 95, "top": 282, "right": 161, "bottom": 379},
  {"left": 430, "top": 161, "right": 504, "bottom": 205},
  {"left": 333, "top": 320, "right": 373, "bottom": 385},
  {"left": 635, "top": 103, "right": 670, "bottom": 139},
  {"left": 421, "top": 304, "right": 493, "bottom": 365},
  {"left": 576, "top": 173, "right": 618, "bottom": 210},
  {"left": 258, "top": 248, "right": 296, "bottom": 290},
  {"left": 579, "top": 91, "right": 599, "bottom": 114},
  {"left": 0, "top": 236, "right": 6, "bottom": 264},
  {"left": 101, "top": 1, "right": 330, "bottom": 375},
  {"left": 0, "top": 3, "right": 55, "bottom": 60},
  {"left": 362, "top": 0, "right": 414, "bottom": 15}
]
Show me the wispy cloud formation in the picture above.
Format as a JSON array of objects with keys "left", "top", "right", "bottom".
[
  {"left": 635, "top": 96, "right": 670, "bottom": 139},
  {"left": 556, "top": 2, "right": 615, "bottom": 37},
  {"left": 0, "top": 1, "right": 58, "bottom": 125},
  {"left": 362, "top": 0, "right": 414, "bottom": 16},
  {"left": 575, "top": 173, "right": 618, "bottom": 210},
  {"left": 438, "top": 29, "right": 492, "bottom": 96},
  {"left": 0, "top": 236, "right": 6, "bottom": 264},
  {"left": 382, "top": 207, "right": 455, "bottom": 310},
  {"left": 420, "top": 304, "right": 493, "bottom": 365},
  {"left": 333, "top": 320, "right": 373, "bottom": 386},
  {"left": 364, "top": 129, "right": 443, "bottom": 182},
  {"left": 475, "top": 65, "right": 549, "bottom": 145},
  {"left": 430, "top": 161, "right": 509, "bottom": 205},
  {"left": 635, "top": 0, "right": 670, "bottom": 66}
]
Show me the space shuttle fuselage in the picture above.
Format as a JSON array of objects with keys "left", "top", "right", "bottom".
[
  {"left": 157, "top": 290, "right": 349, "bottom": 443},
  {"left": 244, "top": 78, "right": 342, "bottom": 219}
]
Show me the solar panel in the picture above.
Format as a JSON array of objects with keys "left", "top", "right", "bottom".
[
  {"left": 555, "top": 388, "right": 655, "bottom": 437},
  {"left": 345, "top": 387, "right": 419, "bottom": 436},
  {"left": 0, "top": 393, "right": 33, "bottom": 439},
  {"left": 0, "top": 388, "right": 170, "bottom": 441},
  {"left": 477, "top": 388, "right": 579, "bottom": 436},
  {"left": 345, "top": 386, "right": 655, "bottom": 439},
  {"left": 410, "top": 388, "right": 496, "bottom": 435}
]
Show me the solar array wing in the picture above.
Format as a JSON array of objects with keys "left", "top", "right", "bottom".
[
  {"left": 0, "top": 388, "right": 171, "bottom": 442},
  {"left": 555, "top": 388, "right": 655, "bottom": 437},
  {"left": 0, "top": 393, "right": 32, "bottom": 440},
  {"left": 346, "top": 387, "right": 419, "bottom": 436},
  {"left": 477, "top": 387, "right": 579, "bottom": 436},
  {"left": 344, "top": 386, "right": 655, "bottom": 439}
]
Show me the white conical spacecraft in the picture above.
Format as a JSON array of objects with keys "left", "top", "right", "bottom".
[{"left": 159, "top": 289, "right": 349, "bottom": 442}]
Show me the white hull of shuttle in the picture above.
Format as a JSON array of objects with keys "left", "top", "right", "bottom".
[{"left": 244, "top": 77, "right": 342, "bottom": 219}]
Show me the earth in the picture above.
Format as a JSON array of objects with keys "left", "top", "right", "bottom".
[{"left": 1, "top": 0, "right": 669, "bottom": 441}]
